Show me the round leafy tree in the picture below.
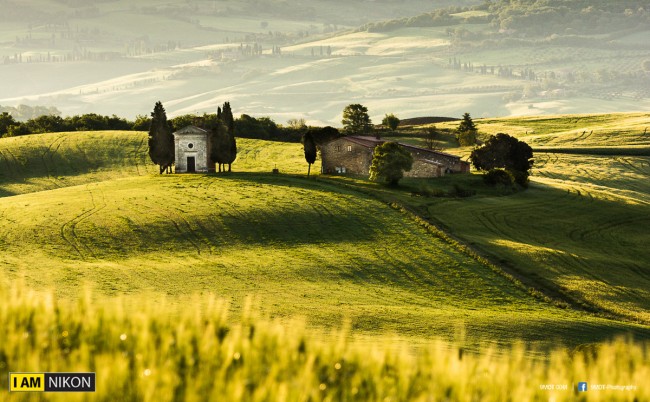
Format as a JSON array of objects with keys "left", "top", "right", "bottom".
[
  {"left": 470, "top": 133, "right": 533, "bottom": 186},
  {"left": 382, "top": 113, "right": 400, "bottom": 131},
  {"left": 369, "top": 142, "right": 414, "bottom": 186},
  {"left": 342, "top": 104, "right": 372, "bottom": 135}
]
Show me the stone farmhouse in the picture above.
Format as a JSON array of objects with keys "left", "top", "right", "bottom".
[
  {"left": 174, "top": 126, "right": 215, "bottom": 173},
  {"left": 320, "top": 136, "right": 470, "bottom": 178}
]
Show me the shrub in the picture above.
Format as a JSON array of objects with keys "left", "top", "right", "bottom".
[
  {"left": 449, "top": 183, "right": 476, "bottom": 198},
  {"left": 509, "top": 169, "right": 530, "bottom": 187},
  {"left": 483, "top": 168, "right": 515, "bottom": 187}
]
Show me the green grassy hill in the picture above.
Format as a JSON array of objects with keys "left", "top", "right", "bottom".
[
  {"left": 375, "top": 113, "right": 650, "bottom": 324},
  {"left": 1, "top": 130, "right": 648, "bottom": 350}
]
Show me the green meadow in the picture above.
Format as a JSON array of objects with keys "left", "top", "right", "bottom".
[
  {"left": 1, "top": 128, "right": 649, "bottom": 351},
  {"left": 1, "top": 113, "right": 650, "bottom": 399},
  {"left": 365, "top": 113, "right": 650, "bottom": 324}
]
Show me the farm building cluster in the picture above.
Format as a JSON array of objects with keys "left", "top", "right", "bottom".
[
  {"left": 173, "top": 127, "right": 469, "bottom": 178},
  {"left": 320, "top": 136, "right": 470, "bottom": 177}
]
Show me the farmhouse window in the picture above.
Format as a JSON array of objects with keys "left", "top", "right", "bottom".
[
  {"left": 188, "top": 143, "right": 194, "bottom": 149},
  {"left": 347, "top": 145, "right": 352, "bottom": 152},
  {"left": 336, "top": 145, "right": 342, "bottom": 152}
]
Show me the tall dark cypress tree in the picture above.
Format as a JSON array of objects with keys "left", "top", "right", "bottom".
[
  {"left": 303, "top": 131, "right": 317, "bottom": 177},
  {"left": 222, "top": 102, "right": 237, "bottom": 172},
  {"left": 210, "top": 121, "right": 230, "bottom": 173},
  {"left": 148, "top": 101, "right": 174, "bottom": 174}
]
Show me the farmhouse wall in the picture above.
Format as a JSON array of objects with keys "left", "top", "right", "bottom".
[
  {"left": 320, "top": 136, "right": 469, "bottom": 178},
  {"left": 320, "top": 137, "right": 374, "bottom": 175},
  {"left": 404, "top": 160, "right": 443, "bottom": 178},
  {"left": 403, "top": 146, "right": 459, "bottom": 170}
]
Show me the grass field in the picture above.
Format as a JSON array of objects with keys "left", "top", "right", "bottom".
[
  {"left": 471, "top": 113, "right": 650, "bottom": 148},
  {"left": 1, "top": 130, "right": 649, "bottom": 352},
  {"left": 355, "top": 114, "right": 650, "bottom": 325},
  {"left": 1, "top": 284, "right": 648, "bottom": 401}
]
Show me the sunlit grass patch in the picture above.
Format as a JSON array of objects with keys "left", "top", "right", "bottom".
[{"left": 0, "top": 284, "right": 648, "bottom": 401}]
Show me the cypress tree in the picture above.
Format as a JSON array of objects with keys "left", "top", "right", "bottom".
[
  {"left": 148, "top": 101, "right": 174, "bottom": 174},
  {"left": 303, "top": 131, "right": 317, "bottom": 176},
  {"left": 210, "top": 121, "right": 230, "bottom": 173},
  {"left": 222, "top": 102, "right": 237, "bottom": 172}
]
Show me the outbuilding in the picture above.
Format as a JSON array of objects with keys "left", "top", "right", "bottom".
[
  {"left": 173, "top": 126, "right": 214, "bottom": 173},
  {"left": 320, "top": 136, "right": 470, "bottom": 178}
]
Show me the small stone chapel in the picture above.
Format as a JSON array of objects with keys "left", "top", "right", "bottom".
[{"left": 173, "top": 126, "right": 215, "bottom": 173}]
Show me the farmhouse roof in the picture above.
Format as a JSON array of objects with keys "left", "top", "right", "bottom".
[
  {"left": 173, "top": 125, "right": 208, "bottom": 135},
  {"left": 336, "top": 136, "right": 461, "bottom": 160}
]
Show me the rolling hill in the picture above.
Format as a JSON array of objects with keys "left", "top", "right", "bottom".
[
  {"left": 1, "top": 126, "right": 649, "bottom": 351},
  {"left": 364, "top": 113, "right": 650, "bottom": 324}
]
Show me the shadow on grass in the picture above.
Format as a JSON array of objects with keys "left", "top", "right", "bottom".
[{"left": 425, "top": 179, "right": 650, "bottom": 324}]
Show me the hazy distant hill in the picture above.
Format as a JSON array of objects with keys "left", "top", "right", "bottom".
[{"left": 0, "top": 0, "right": 648, "bottom": 124}]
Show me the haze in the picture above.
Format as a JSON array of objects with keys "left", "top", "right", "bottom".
[{"left": 1, "top": 0, "right": 649, "bottom": 124}]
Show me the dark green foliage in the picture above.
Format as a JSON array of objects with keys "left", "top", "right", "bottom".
[
  {"left": 483, "top": 168, "right": 515, "bottom": 187},
  {"left": 233, "top": 115, "right": 302, "bottom": 142},
  {"left": 457, "top": 113, "right": 477, "bottom": 133},
  {"left": 24, "top": 115, "right": 67, "bottom": 133},
  {"left": 3, "top": 111, "right": 303, "bottom": 144},
  {"left": 424, "top": 127, "right": 439, "bottom": 150},
  {"left": 458, "top": 130, "right": 478, "bottom": 147},
  {"left": 7, "top": 123, "right": 30, "bottom": 136},
  {"left": 222, "top": 102, "right": 235, "bottom": 134},
  {"left": 234, "top": 114, "right": 277, "bottom": 140},
  {"left": 132, "top": 115, "right": 150, "bottom": 131},
  {"left": 382, "top": 114, "right": 400, "bottom": 131},
  {"left": 148, "top": 102, "right": 174, "bottom": 174},
  {"left": 65, "top": 113, "right": 131, "bottom": 131},
  {"left": 170, "top": 114, "right": 201, "bottom": 131},
  {"left": 457, "top": 113, "right": 478, "bottom": 146},
  {"left": 2, "top": 112, "right": 136, "bottom": 135},
  {"left": 448, "top": 183, "right": 477, "bottom": 198},
  {"left": 369, "top": 142, "right": 413, "bottom": 186},
  {"left": 0, "top": 112, "right": 17, "bottom": 137},
  {"left": 309, "top": 126, "right": 340, "bottom": 146},
  {"left": 222, "top": 102, "right": 237, "bottom": 171},
  {"left": 303, "top": 132, "right": 317, "bottom": 176},
  {"left": 509, "top": 169, "right": 530, "bottom": 188},
  {"left": 210, "top": 121, "right": 230, "bottom": 173},
  {"left": 470, "top": 133, "right": 533, "bottom": 187},
  {"left": 342, "top": 104, "right": 372, "bottom": 135}
]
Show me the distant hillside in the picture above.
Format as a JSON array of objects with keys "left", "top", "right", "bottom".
[
  {"left": 361, "top": 0, "right": 650, "bottom": 37},
  {"left": 398, "top": 116, "right": 459, "bottom": 126}
]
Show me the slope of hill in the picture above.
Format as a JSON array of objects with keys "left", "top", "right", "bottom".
[
  {"left": 1, "top": 130, "right": 648, "bottom": 349},
  {"left": 377, "top": 113, "right": 650, "bottom": 323}
]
